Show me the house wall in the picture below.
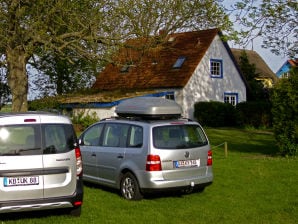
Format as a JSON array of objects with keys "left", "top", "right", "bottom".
[
  {"left": 73, "top": 107, "right": 116, "bottom": 120},
  {"left": 182, "top": 35, "right": 247, "bottom": 119}
]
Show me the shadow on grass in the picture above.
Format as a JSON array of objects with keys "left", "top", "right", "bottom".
[
  {"left": 0, "top": 208, "right": 73, "bottom": 221},
  {"left": 84, "top": 181, "right": 206, "bottom": 200}
]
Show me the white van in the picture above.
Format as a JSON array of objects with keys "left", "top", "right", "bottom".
[{"left": 0, "top": 112, "right": 83, "bottom": 216}]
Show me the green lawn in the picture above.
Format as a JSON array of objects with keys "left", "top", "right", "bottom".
[{"left": 1, "top": 128, "right": 297, "bottom": 224}]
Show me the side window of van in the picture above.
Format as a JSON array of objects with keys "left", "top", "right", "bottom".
[
  {"left": 82, "top": 124, "right": 104, "bottom": 146},
  {"left": 128, "top": 126, "right": 143, "bottom": 148},
  {"left": 102, "top": 123, "right": 130, "bottom": 147},
  {"left": 43, "top": 124, "right": 76, "bottom": 154}
]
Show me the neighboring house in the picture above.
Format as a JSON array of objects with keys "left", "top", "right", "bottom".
[
  {"left": 231, "top": 48, "right": 278, "bottom": 88},
  {"left": 61, "top": 28, "right": 247, "bottom": 119},
  {"left": 276, "top": 58, "right": 298, "bottom": 78}
]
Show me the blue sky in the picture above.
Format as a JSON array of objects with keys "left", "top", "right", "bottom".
[
  {"left": 223, "top": 0, "right": 290, "bottom": 73},
  {"left": 229, "top": 38, "right": 287, "bottom": 73}
]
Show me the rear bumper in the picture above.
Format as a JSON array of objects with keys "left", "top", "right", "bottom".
[
  {"left": 141, "top": 181, "right": 213, "bottom": 193},
  {"left": 0, "top": 179, "right": 83, "bottom": 214},
  {"left": 137, "top": 171, "right": 213, "bottom": 193}
]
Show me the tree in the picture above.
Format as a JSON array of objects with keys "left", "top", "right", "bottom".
[
  {"left": 0, "top": 0, "right": 231, "bottom": 111},
  {"left": 238, "top": 50, "right": 268, "bottom": 101},
  {"left": 271, "top": 67, "right": 298, "bottom": 156},
  {"left": 225, "top": 0, "right": 297, "bottom": 57},
  {"left": 30, "top": 50, "right": 97, "bottom": 95},
  {"left": 0, "top": 0, "right": 108, "bottom": 111}
]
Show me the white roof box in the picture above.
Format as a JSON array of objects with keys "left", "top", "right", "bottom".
[{"left": 115, "top": 97, "right": 182, "bottom": 119}]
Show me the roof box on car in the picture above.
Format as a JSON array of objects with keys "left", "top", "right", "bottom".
[{"left": 115, "top": 97, "right": 182, "bottom": 119}]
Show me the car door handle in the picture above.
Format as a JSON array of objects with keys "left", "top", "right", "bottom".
[
  {"left": 117, "top": 154, "right": 124, "bottom": 159},
  {"left": 91, "top": 153, "right": 96, "bottom": 157}
]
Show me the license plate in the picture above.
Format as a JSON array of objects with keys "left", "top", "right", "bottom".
[
  {"left": 174, "top": 159, "right": 200, "bottom": 168},
  {"left": 4, "top": 176, "right": 39, "bottom": 187}
]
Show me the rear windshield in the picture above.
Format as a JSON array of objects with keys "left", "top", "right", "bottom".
[
  {"left": 0, "top": 124, "right": 76, "bottom": 156},
  {"left": 153, "top": 124, "right": 208, "bottom": 149}
]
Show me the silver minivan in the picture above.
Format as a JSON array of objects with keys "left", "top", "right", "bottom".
[
  {"left": 79, "top": 97, "right": 213, "bottom": 200},
  {"left": 0, "top": 112, "right": 83, "bottom": 216}
]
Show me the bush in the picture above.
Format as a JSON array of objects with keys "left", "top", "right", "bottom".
[
  {"left": 271, "top": 68, "right": 298, "bottom": 156},
  {"left": 29, "top": 97, "right": 61, "bottom": 111},
  {"left": 71, "top": 111, "right": 99, "bottom": 132},
  {"left": 194, "top": 101, "right": 237, "bottom": 127},
  {"left": 236, "top": 101, "right": 272, "bottom": 128}
]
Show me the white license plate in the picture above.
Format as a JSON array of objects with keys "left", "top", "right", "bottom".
[
  {"left": 4, "top": 176, "right": 39, "bottom": 187},
  {"left": 174, "top": 159, "right": 200, "bottom": 168}
]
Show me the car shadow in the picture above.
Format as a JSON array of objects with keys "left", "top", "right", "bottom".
[
  {"left": 83, "top": 181, "right": 120, "bottom": 196},
  {"left": 0, "top": 209, "right": 72, "bottom": 221},
  {"left": 83, "top": 181, "right": 201, "bottom": 200}
]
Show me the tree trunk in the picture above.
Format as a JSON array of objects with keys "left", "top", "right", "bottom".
[{"left": 6, "top": 48, "right": 28, "bottom": 112}]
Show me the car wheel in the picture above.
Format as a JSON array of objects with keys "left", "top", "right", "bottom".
[{"left": 120, "top": 172, "right": 143, "bottom": 200}]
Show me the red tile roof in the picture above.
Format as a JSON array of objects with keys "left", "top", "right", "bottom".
[
  {"left": 288, "top": 58, "right": 298, "bottom": 67},
  {"left": 92, "top": 29, "right": 220, "bottom": 90}
]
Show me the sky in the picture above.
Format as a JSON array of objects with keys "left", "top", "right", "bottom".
[{"left": 223, "top": 0, "right": 291, "bottom": 73}]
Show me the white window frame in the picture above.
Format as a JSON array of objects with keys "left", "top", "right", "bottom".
[
  {"left": 224, "top": 92, "right": 238, "bottom": 106},
  {"left": 210, "top": 59, "right": 223, "bottom": 78}
]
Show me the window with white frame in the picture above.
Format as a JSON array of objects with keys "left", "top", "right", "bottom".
[
  {"left": 224, "top": 93, "right": 238, "bottom": 106},
  {"left": 210, "top": 59, "right": 223, "bottom": 78}
]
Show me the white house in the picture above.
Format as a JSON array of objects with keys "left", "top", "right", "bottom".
[{"left": 60, "top": 28, "right": 247, "bottom": 120}]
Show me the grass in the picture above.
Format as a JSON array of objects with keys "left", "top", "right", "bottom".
[{"left": 1, "top": 128, "right": 297, "bottom": 224}]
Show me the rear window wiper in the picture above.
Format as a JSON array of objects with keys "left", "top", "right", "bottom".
[
  {"left": 18, "top": 148, "right": 41, "bottom": 152},
  {"left": 0, "top": 150, "right": 20, "bottom": 156}
]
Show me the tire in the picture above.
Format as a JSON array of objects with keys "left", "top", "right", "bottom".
[{"left": 120, "top": 172, "right": 143, "bottom": 200}]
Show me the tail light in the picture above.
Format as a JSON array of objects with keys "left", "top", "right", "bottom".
[
  {"left": 75, "top": 147, "right": 83, "bottom": 176},
  {"left": 146, "top": 154, "right": 162, "bottom": 171},
  {"left": 207, "top": 150, "right": 212, "bottom": 166},
  {"left": 74, "top": 201, "right": 82, "bottom": 206}
]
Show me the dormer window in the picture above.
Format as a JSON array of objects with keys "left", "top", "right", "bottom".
[
  {"left": 173, "top": 56, "right": 186, "bottom": 69},
  {"left": 120, "top": 64, "right": 130, "bottom": 73},
  {"left": 120, "top": 61, "right": 133, "bottom": 73}
]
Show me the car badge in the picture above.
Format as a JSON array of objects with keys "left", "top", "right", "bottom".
[{"left": 184, "top": 151, "right": 190, "bottom": 158}]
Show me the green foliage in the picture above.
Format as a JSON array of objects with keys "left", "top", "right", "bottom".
[
  {"left": 271, "top": 68, "right": 298, "bottom": 156},
  {"left": 71, "top": 111, "right": 99, "bottom": 131},
  {"left": 238, "top": 50, "right": 269, "bottom": 101},
  {"left": 229, "top": 0, "right": 297, "bottom": 57},
  {"left": 236, "top": 101, "right": 272, "bottom": 128},
  {"left": 194, "top": 101, "right": 273, "bottom": 129},
  {"left": 28, "top": 97, "right": 61, "bottom": 111},
  {"left": 194, "top": 101, "right": 237, "bottom": 127}
]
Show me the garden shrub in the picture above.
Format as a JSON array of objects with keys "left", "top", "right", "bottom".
[
  {"left": 28, "top": 97, "right": 61, "bottom": 111},
  {"left": 194, "top": 101, "right": 237, "bottom": 127},
  {"left": 271, "top": 68, "right": 298, "bottom": 156},
  {"left": 71, "top": 111, "right": 99, "bottom": 131},
  {"left": 236, "top": 101, "right": 272, "bottom": 128}
]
